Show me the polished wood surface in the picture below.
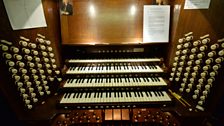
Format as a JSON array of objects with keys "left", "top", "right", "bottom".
[{"left": 61, "top": 0, "right": 158, "bottom": 44}]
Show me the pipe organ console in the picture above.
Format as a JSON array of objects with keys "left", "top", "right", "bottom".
[{"left": 1, "top": 0, "right": 224, "bottom": 126}]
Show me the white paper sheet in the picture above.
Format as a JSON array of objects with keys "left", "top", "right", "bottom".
[
  {"left": 143, "top": 5, "right": 170, "bottom": 43},
  {"left": 3, "top": 0, "right": 47, "bottom": 30},
  {"left": 184, "top": 0, "right": 211, "bottom": 9}
]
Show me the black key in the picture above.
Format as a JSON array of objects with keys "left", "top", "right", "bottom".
[
  {"left": 109, "top": 64, "right": 111, "bottom": 70},
  {"left": 152, "top": 64, "right": 157, "bottom": 69},
  {"left": 145, "top": 91, "right": 149, "bottom": 97},
  {"left": 154, "top": 91, "right": 158, "bottom": 97},
  {"left": 91, "top": 65, "right": 93, "bottom": 70},
  {"left": 148, "top": 65, "right": 152, "bottom": 69},
  {"left": 146, "top": 77, "right": 150, "bottom": 82},
  {"left": 71, "top": 79, "right": 75, "bottom": 84},
  {"left": 101, "top": 92, "right": 103, "bottom": 98},
  {"left": 140, "top": 92, "right": 143, "bottom": 97},
  {"left": 79, "top": 93, "right": 83, "bottom": 98},
  {"left": 86, "top": 78, "right": 90, "bottom": 83},
  {"left": 160, "top": 91, "right": 164, "bottom": 96},
  {"left": 133, "top": 78, "right": 135, "bottom": 82},
  {"left": 73, "top": 93, "right": 76, "bottom": 98},
  {"left": 151, "top": 77, "right": 155, "bottom": 82},
  {"left": 101, "top": 65, "right": 103, "bottom": 70},
  {"left": 89, "top": 78, "right": 93, "bottom": 83},
  {"left": 143, "top": 63, "right": 147, "bottom": 69},
  {"left": 82, "top": 64, "right": 86, "bottom": 70},
  {"left": 85, "top": 93, "right": 88, "bottom": 98},
  {"left": 88, "top": 65, "right": 91, "bottom": 70},
  {"left": 136, "top": 92, "right": 140, "bottom": 97},
  {"left": 150, "top": 64, "right": 154, "bottom": 69},
  {"left": 88, "top": 92, "right": 91, "bottom": 98},
  {"left": 141, "top": 64, "right": 144, "bottom": 69},
  {"left": 134, "top": 92, "right": 137, "bottom": 97},
  {"left": 148, "top": 91, "right": 152, "bottom": 97},
  {"left": 81, "top": 78, "right": 85, "bottom": 83},
  {"left": 138, "top": 78, "right": 141, "bottom": 82},
  {"left": 124, "top": 78, "right": 128, "bottom": 83},
  {"left": 129, "top": 92, "right": 132, "bottom": 97},
  {"left": 97, "top": 92, "right": 100, "bottom": 98},
  {"left": 64, "top": 93, "right": 68, "bottom": 98},
  {"left": 77, "top": 65, "right": 81, "bottom": 71},
  {"left": 75, "top": 79, "right": 79, "bottom": 83},
  {"left": 69, "top": 67, "right": 72, "bottom": 71},
  {"left": 80, "top": 65, "right": 84, "bottom": 70},
  {"left": 67, "top": 79, "right": 71, "bottom": 83},
  {"left": 67, "top": 93, "right": 71, "bottom": 98},
  {"left": 131, "top": 64, "right": 134, "bottom": 69},
  {"left": 94, "top": 92, "right": 97, "bottom": 98},
  {"left": 76, "top": 93, "right": 80, "bottom": 98},
  {"left": 157, "top": 91, "right": 161, "bottom": 96}
]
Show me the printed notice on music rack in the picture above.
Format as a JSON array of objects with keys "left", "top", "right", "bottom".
[
  {"left": 3, "top": 0, "right": 47, "bottom": 30},
  {"left": 143, "top": 5, "right": 170, "bottom": 43},
  {"left": 184, "top": 0, "right": 211, "bottom": 9}
]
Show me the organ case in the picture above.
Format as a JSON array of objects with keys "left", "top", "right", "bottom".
[{"left": 0, "top": 0, "right": 223, "bottom": 125}]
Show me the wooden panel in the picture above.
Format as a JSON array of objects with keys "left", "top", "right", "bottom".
[{"left": 60, "top": 0, "right": 159, "bottom": 44}]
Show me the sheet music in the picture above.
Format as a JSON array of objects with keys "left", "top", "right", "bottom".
[
  {"left": 3, "top": 0, "right": 47, "bottom": 30},
  {"left": 143, "top": 5, "right": 170, "bottom": 43},
  {"left": 184, "top": 0, "right": 211, "bottom": 9}
]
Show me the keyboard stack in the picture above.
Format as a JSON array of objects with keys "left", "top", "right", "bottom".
[{"left": 59, "top": 55, "right": 172, "bottom": 109}]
